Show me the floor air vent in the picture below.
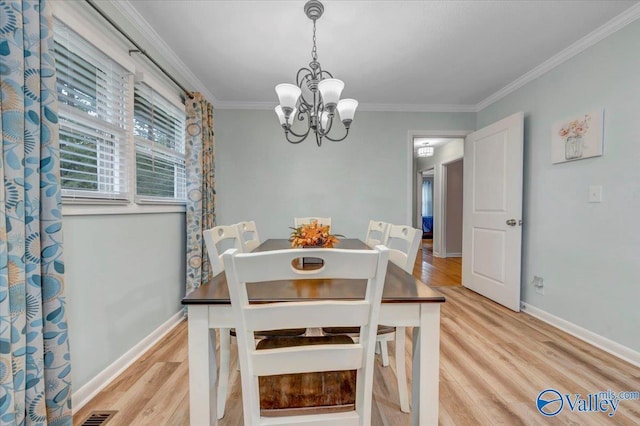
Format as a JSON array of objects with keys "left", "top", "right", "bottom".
[{"left": 80, "top": 411, "right": 118, "bottom": 426}]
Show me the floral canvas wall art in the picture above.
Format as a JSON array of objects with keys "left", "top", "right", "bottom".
[{"left": 551, "top": 110, "right": 604, "bottom": 164}]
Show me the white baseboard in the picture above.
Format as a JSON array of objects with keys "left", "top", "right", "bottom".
[
  {"left": 72, "top": 310, "right": 186, "bottom": 413},
  {"left": 521, "top": 302, "right": 640, "bottom": 368},
  {"left": 445, "top": 252, "right": 462, "bottom": 258}
]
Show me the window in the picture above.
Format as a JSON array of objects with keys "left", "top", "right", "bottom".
[
  {"left": 54, "top": 21, "right": 131, "bottom": 202},
  {"left": 54, "top": 18, "right": 187, "bottom": 210},
  {"left": 134, "top": 83, "right": 186, "bottom": 202}
]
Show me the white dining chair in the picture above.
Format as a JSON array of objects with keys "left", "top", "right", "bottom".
[
  {"left": 365, "top": 220, "right": 390, "bottom": 248},
  {"left": 294, "top": 216, "right": 332, "bottom": 227},
  {"left": 222, "top": 245, "right": 389, "bottom": 425},
  {"left": 203, "top": 223, "right": 305, "bottom": 419},
  {"left": 236, "top": 220, "right": 261, "bottom": 252},
  {"left": 323, "top": 223, "right": 420, "bottom": 413},
  {"left": 202, "top": 224, "right": 244, "bottom": 419},
  {"left": 386, "top": 224, "right": 421, "bottom": 274},
  {"left": 203, "top": 224, "right": 243, "bottom": 274},
  {"left": 381, "top": 224, "right": 421, "bottom": 412}
]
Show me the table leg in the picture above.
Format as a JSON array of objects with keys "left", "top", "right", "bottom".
[
  {"left": 395, "top": 326, "right": 409, "bottom": 413},
  {"left": 188, "top": 306, "right": 217, "bottom": 424},
  {"left": 217, "top": 328, "right": 231, "bottom": 419},
  {"left": 411, "top": 304, "right": 440, "bottom": 425}
]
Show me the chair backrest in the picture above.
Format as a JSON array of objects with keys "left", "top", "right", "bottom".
[
  {"left": 365, "top": 220, "right": 390, "bottom": 248},
  {"left": 202, "top": 224, "right": 243, "bottom": 274},
  {"left": 222, "top": 246, "right": 389, "bottom": 425},
  {"left": 294, "top": 217, "right": 332, "bottom": 228},
  {"left": 386, "top": 224, "right": 421, "bottom": 274},
  {"left": 236, "top": 221, "right": 261, "bottom": 252}
]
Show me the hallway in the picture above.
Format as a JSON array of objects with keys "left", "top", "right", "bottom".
[{"left": 413, "top": 239, "right": 462, "bottom": 287}]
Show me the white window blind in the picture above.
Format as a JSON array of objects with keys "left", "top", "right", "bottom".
[
  {"left": 134, "top": 83, "right": 186, "bottom": 203},
  {"left": 54, "top": 21, "right": 131, "bottom": 203}
]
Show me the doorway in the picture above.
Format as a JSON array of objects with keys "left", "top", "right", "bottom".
[
  {"left": 410, "top": 133, "right": 467, "bottom": 286},
  {"left": 411, "top": 135, "right": 465, "bottom": 258}
]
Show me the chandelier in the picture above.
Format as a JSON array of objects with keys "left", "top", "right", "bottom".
[{"left": 274, "top": 0, "right": 358, "bottom": 147}]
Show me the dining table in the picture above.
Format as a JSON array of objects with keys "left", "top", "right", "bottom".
[{"left": 182, "top": 238, "right": 445, "bottom": 425}]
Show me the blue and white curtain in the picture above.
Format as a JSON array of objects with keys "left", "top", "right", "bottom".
[
  {"left": 422, "top": 178, "right": 433, "bottom": 217},
  {"left": 185, "top": 94, "right": 215, "bottom": 295},
  {"left": 0, "top": 1, "right": 72, "bottom": 424}
]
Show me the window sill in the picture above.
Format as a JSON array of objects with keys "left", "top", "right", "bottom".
[{"left": 63, "top": 203, "right": 186, "bottom": 216}]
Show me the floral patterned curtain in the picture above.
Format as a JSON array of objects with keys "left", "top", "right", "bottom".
[
  {"left": 185, "top": 93, "right": 215, "bottom": 295},
  {"left": 0, "top": 0, "right": 72, "bottom": 424}
]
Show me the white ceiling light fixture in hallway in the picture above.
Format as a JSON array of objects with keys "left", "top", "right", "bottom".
[{"left": 417, "top": 146, "right": 434, "bottom": 157}]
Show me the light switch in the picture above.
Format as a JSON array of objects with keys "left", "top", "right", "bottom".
[{"left": 588, "top": 185, "right": 602, "bottom": 203}]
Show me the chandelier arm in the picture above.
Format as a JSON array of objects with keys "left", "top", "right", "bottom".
[
  {"left": 298, "top": 95, "right": 313, "bottom": 111},
  {"left": 287, "top": 125, "right": 310, "bottom": 139},
  {"left": 297, "top": 101, "right": 311, "bottom": 113},
  {"left": 296, "top": 67, "right": 313, "bottom": 87},
  {"left": 287, "top": 110, "right": 312, "bottom": 138},
  {"left": 285, "top": 131, "right": 308, "bottom": 144},
  {"left": 319, "top": 70, "right": 333, "bottom": 79},
  {"left": 324, "top": 126, "right": 350, "bottom": 142}
]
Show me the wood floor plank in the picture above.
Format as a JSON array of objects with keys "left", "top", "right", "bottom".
[
  {"left": 73, "top": 240, "right": 640, "bottom": 425},
  {"left": 110, "top": 362, "right": 181, "bottom": 424},
  {"left": 127, "top": 360, "right": 189, "bottom": 426},
  {"left": 439, "top": 366, "right": 492, "bottom": 425}
]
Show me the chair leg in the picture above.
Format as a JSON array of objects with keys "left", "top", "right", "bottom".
[
  {"left": 379, "top": 339, "right": 390, "bottom": 366},
  {"left": 217, "top": 328, "right": 231, "bottom": 419},
  {"left": 395, "top": 327, "right": 410, "bottom": 413}
]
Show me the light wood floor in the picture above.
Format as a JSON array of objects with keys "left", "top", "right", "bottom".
[
  {"left": 74, "top": 241, "right": 640, "bottom": 425},
  {"left": 413, "top": 239, "right": 462, "bottom": 286}
]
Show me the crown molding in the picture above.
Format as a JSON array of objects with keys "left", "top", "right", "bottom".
[
  {"left": 215, "top": 101, "right": 277, "bottom": 110},
  {"left": 109, "top": 0, "right": 218, "bottom": 106},
  {"left": 214, "top": 101, "right": 477, "bottom": 113},
  {"left": 358, "top": 103, "right": 477, "bottom": 113},
  {"left": 476, "top": 3, "right": 640, "bottom": 111}
]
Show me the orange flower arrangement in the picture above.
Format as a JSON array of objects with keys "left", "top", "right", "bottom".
[{"left": 289, "top": 220, "right": 342, "bottom": 248}]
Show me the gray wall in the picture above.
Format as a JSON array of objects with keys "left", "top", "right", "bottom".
[
  {"left": 215, "top": 110, "right": 475, "bottom": 239},
  {"left": 65, "top": 213, "right": 185, "bottom": 389},
  {"left": 477, "top": 20, "right": 640, "bottom": 352},
  {"left": 445, "top": 159, "right": 463, "bottom": 255}
]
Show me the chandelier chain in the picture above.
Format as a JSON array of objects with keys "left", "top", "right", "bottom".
[{"left": 311, "top": 19, "right": 318, "bottom": 61}]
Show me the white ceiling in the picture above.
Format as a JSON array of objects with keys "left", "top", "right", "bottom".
[{"left": 125, "top": 0, "right": 639, "bottom": 110}]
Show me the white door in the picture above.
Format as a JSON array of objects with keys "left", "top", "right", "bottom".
[{"left": 462, "top": 112, "right": 524, "bottom": 312}]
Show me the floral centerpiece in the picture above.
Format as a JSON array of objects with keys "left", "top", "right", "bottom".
[{"left": 289, "top": 220, "right": 342, "bottom": 248}]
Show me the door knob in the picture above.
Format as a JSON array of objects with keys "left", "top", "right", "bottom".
[{"left": 506, "top": 219, "right": 517, "bottom": 226}]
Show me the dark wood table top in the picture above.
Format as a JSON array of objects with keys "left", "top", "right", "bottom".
[{"left": 182, "top": 239, "right": 445, "bottom": 305}]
